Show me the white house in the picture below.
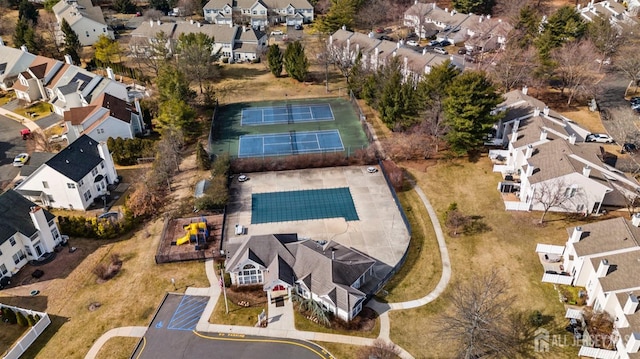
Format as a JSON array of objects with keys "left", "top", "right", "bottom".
[
  {"left": 225, "top": 234, "right": 376, "bottom": 321},
  {"left": 15, "top": 134, "right": 119, "bottom": 211},
  {"left": 0, "top": 40, "right": 36, "bottom": 91},
  {"left": 578, "top": 0, "right": 638, "bottom": 25},
  {"left": 63, "top": 93, "right": 145, "bottom": 143},
  {"left": 203, "top": 0, "right": 313, "bottom": 27},
  {"left": 537, "top": 216, "right": 640, "bottom": 359},
  {"left": 52, "top": 0, "right": 113, "bottom": 46},
  {"left": 489, "top": 88, "right": 640, "bottom": 214},
  {"left": 0, "top": 190, "right": 64, "bottom": 282}
]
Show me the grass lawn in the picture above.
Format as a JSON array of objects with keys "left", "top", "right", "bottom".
[
  {"left": 0, "top": 321, "right": 28, "bottom": 355},
  {"left": 94, "top": 336, "right": 139, "bottom": 359},
  {"left": 0, "top": 219, "right": 209, "bottom": 359},
  {"left": 0, "top": 92, "right": 15, "bottom": 106},
  {"left": 14, "top": 101, "right": 52, "bottom": 120},
  {"left": 377, "top": 187, "right": 441, "bottom": 303},
  {"left": 313, "top": 341, "right": 399, "bottom": 359},
  {"left": 209, "top": 295, "right": 266, "bottom": 327},
  {"left": 387, "top": 157, "right": 587, "bottom": 358},
  {"left": 293, "top": 308, "right": 379, "bottom": 339}
]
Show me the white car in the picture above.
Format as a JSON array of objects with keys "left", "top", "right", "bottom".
[
  {"left": 270, "top": 30, "right": 283, "bottom": 36},
  {"left": 406, "top": 40, "right": 419, "bottom": 47},
  {"left": 238, "top": 175, "right": 249, "bottom": 182},
  {"left": 585, "top": 133, "right": 614, "bottom": 143},
  {"left": 13, "top": 153, "right": 29, "bottom": 167},
  {"left": 367, "top": 167, "right": 378, "bottom": 173}
]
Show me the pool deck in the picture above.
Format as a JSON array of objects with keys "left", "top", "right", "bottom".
[{"left": 223, "top": 166, "right": 411, "bottom": 281}]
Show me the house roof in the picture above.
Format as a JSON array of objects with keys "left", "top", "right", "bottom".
[
  {"left": 97, "top": 92, "right": 137, "bottom": 123},
  {"left": 0, "top": 46, "right": 36, "bottom": 84},
  {"left": 569, "top": 217, "right": 640, "bottom": 257},
  {"left": 500, "top": 89, "right": 564, "bottom": 122},
  {"left": 45, "top": 134, "right": 103, "bottom": 182},
  {"left": 53, "top": 0, "right": 107, "bottom": 26},
  {"left": 508, "top": 115, "right": 568, "bottom": 148},
  {"left": 20, "top": 152, "right": 56, "bottom": 177},
  {"left": 130, "top": 20, "right": 177, "bottom": 38},
  {"left": 0, "top": 190, "right": 55, "bottom": 245},
  {"left": 591, "top": 250, "right": 640, "bottom": 292},
  {"left": 262, "top": 0, "right": 313, "bottom": 9},
  {"left": 174, "top": 22, "right": 220, "bottom": 39},
  {"left": 203, "top": 0, "right": 232, "bottom": 10},
  {"left": 64, "top": 105, "right": 96, "bottom": 125},
  {"left": 404, "top": 2, "right": 436, "bottom": 19}
]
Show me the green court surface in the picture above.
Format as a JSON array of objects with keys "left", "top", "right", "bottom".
[
  {"left": 209, "top": 97, "right": 369, "bottom": 158},
  {"left": 251, "top": 188, "right": 359, "bottom": 224}
]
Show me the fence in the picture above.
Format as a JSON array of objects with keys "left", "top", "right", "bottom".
[
  {"left": 348, "top": 90, "right": 376, "bottom": 145},
  {"left": 207, "top": 98, "right": 219, "bottom": 158},
  {"left": 1, "top": 304, "right": 50, "bottom": 359}
]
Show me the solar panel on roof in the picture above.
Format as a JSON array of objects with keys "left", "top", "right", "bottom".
[{"left": 70, "top": 72, "right": 93, "bottom": 90}]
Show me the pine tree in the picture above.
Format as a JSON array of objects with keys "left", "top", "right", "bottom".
[
  {"left": 61, "top": 18, "right": 82, "bottom": 64},
  {"left": 267, "top": 44, "right": 283, "bottom": 77},
  {"left": 451, "top": 0, "right": 495, "bottom": 15},
  {"left": 443, "top": 71, "right": 503, "bottom": 155},
  {"left": 316, "top": 0, "right": 356, "bottom": 34},
  {"left": 113, "top": 0, "right": 137, "bottom": 14},
  {"left": 196, "top": 142, "right": 211, "bottom": 170},
  {"left": 18, "top": 0, "right": 38, "bottom": 24},
  {"left": 347, "top": 52, "right": 364, "bottom": 97},
  {"left": 16, "top": 311, "right": 28, "bottom": 327},
  {"left": 283, "top": 41, "right": 309, "bottom": 82},
  {"left": 13, "top": 16, "right": 29, "bottom": 47}
]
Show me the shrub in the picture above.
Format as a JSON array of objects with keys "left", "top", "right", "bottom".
[
  {"left": 93, "top": 263, "right": 109, "bottom": 280},
  {"left": 221, "top": 57, "right": 229, "bottom": 63},
  {"left": 27, "top": 314, "right": 36, "bottom": 326},
  {"left": 34, "top": 314, "right": 40, "bottom": 323},
  {"left": 529, "top": 310, "right": 544, "bottom": 327},
  {"left": 107, "top": 137, "right": 156, "bottom": 166},
  {"left": 3, "top": 307, "right": 17, "bottom": 324},
  {"left": 58, "top": 211, "right": 134, "bottom": 239},
  {"left": 196, "top": 142, "right": 211, "bottom": 170},
  {"left": 16, "top": 311, "right": 28, "bottom": 327}
]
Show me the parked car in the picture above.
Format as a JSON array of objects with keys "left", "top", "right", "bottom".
[
  {"left": 457, "top": 48, "right": 467, "bottom": 55},
  {"left": 406, "top": 40, "right": 419, "bottom": 47},
  {"left": 380, "top": 35, "right": 392, "bottom": 41},
  {"left": 270, "top": 30, "right": 283, "bottom": 36},
  {"left": 622, "top": 143, "right": 638, "bottom": 154},
  {"left": 367, "top": 166, "right": 378, "bottom": 173},
  {"left": 238, "top": 174, "right": 249, "bottom": 182},
  {"left": 438, "top": 40, "right": 452, "bottom": 47},
  {"left": 433, "top": 47, "right": 448, "bottom": 55},
  {"left": 294, "top": 24, "right": 303, "bottom": 30},
  {"left": 427, "top": 40, "right": 439, "bottom": 46},
  {"left": 375, "top": 27, "right": 385, "bottom": 33},
  {"left": 13, "top": 153, "right": 29, "bottom": 167},
  {"left": 48, "top": 134, "right": 65, "bottom": 143},
  {"left": 585, "top": 133, "right": 614, "bottom": 143},
  {"left": 465, "top": 55, "right": 478, "bottom": 63}
]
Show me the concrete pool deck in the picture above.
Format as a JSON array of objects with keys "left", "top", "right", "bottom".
[{"left": 224, "top": 166, "right": 411, "bottom": 280}]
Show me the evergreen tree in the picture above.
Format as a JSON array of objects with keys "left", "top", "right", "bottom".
[
  {"left": 283, "top": 41, "right": 309, "bottom": 82},
  {"left": 451, "top": 0, "right": 494, "bottom": 15},
  {"left": 267, "top": 44, "right": 283, "bottom": 77},
  {"left": 316, "top": 0, "right": 356, "bottom": 34},
  {"left": 157, "top": 64, "right": 195, "bottom": 102},
  {"left": 443, "top": 71, "right": 503, "bottom": 155},
  {"left": 535, "top": 6, "right": 585, "bottom": 60},
  {"left": 13, "top": 16, "right": 29, "bottom": 47},
  {"left": 375, "top": 57, "right": 419, "bottom": 130},
  {"left": 16, "top": 311, "right": 28, "bottom": 327},
  {"left": 18, "top": 0, "right": 38, "bottom": 24},
  {"left": 113, "top": 0, "right": 137, "bottom": 14},
  {"left": 196, "top": 142, "right": 211, "bottom": 170},
  {"left": 61, "top": 18, "right": 82, "bottom": 64},
  {"left": 513, "top": 6, "right": 541, "bottom": 49},
  {"left": 347, "top": 51, "right": 365, "bottom": 97},
  {"left": 157, "top": 98, "right": 198, "bottom": 136}
]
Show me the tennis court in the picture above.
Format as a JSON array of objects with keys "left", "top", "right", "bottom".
[
  {"left": 238, "top": 130, "right": 344, "bottom": 158},
  {"left": 241, "top": 103, "right": 334, "bottom": 125},
  {"left": 251, "top": 187, "right": 359, "bottom": 224}
]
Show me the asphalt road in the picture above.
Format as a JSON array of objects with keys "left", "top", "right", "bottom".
[
  {"left": 132, "top": 294, "right": 332, "bottom": 359},
  {"left": 0, "top": 114, "right": 29, "bottom": 188}
]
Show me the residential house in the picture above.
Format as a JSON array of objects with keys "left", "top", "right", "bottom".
[
  {"left": 63, "top": 93, "right": 145, "bottom": 143},
  {"left": 130, "top": 21, "right": 266, "bottom": 61},
  {"left": 225, "top": 234, "right": 376, "bottom": 321},
  {"left": 15, "top": 134, "right": 118, "bottom": 211},
  {"left": 464, "top": 16, "right": 513, "bottom": 53},
  {"left": 52, "top": 0, "right": 113, "bottom": 46},
  {"left": 489, "top": 88, "right": 640, "bottom": 214},
  {"left": 0, "top": 190, "right": 64, "bottom": 281},
  {"left": 0, "top": 40, "right": 36, "bottom": 91},
  {"left": 403, "top": 2, "right": 439, "bottom": 39},
  {"left": 578, "top": 0, "right": 637, "bottom": 26},
  {"left": 203, "top": 0, "right": 313, "bottom": 27},
  {"left": 12, "top": 56, "right": 65, "bottom": 103},
  {"left": 536, "top": 216, "right": 640, "bottom": 359},
  {"left": 328, "top": 28, "right": 460, "bottom": 82}
]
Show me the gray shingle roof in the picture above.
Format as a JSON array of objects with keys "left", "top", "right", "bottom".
[
  {"left": 0, "top": 190, "right": 55, "bottom": 245},
  {"left": 569, "top": 217, "right": 640, "bottom": 257},
  {"left": 45, "top": 134, "right": 103, "bottom": 182},
  {"left": 590, "top": 250, "right": 640, "bottom": 292}
]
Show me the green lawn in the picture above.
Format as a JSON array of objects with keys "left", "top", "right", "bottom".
[
  {"left": 14, "top": 101, "right": 52, "bottom": 119},
  {"left": 209, "top": 296, "right": 266, "bottom": 326}
]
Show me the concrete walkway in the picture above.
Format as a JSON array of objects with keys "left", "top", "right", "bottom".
[
  {"left": 86, "top": 181, "right": 449, "bottom": 359},
  {"left": 84, "top": 326, "right": 147, "bottom": 359}
]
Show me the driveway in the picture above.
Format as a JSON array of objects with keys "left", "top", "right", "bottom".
[
  {"left": 0, "top": 114, "right": 29, "bottom": 188},
  {"left": 36, "top": 113, "right": 63, "bottom": 129},
  {"left": 597, "top": 70, "right": 636, "bottom": 143}
]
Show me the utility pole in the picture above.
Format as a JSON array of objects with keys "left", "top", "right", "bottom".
[{"left": 220, "top": 268, "right": 229, "bottom": 314}]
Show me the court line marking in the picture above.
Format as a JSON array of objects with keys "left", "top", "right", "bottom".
[
  {"left": 238, "top": 130, "right": 343, "bottom": 157},
  {"left": 240, "top": 104, "right": 334, "bottom": 125},
  {"left": 191, "top": 330, "right": 332, "bottom": 359}
]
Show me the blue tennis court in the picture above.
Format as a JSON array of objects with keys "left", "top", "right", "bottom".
[
  {"left": 166, "top": 295, "right": 208, "bottom": 331},
  {"left": 238, "top": 130, "right": 344, "bottom": 158},
  {"left": 252, "top": 187, "right": 359, "bottom": 224},
  {"left": 241, "top": 103, "right": 334, "bottom": 125}
]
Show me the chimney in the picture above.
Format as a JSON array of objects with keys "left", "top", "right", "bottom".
[
  {"left": 632, "top": 213, "right": 640, "bottom": 227},
  {"left": 157, "top": 20, "right": 161, "bottom": 26},
  {"left": 525, "top": 163, "right": 535, "bottom": 177},
  {"left": 597, "top": 259, "right": 610, "bottom": 278},
  {"left": 577, "top": 4, "right": 581, "bottom": 10},
  {"left": 533, "top": 107, "right": 540, "bottom": 117},
  {"left": 0, "top": 37, "right": 4, "bottom": 46},
  {"left": 479, "top": 15, "right": 483, "bottom": 22},
  {"left": 422, "top": 48, "right": 427, "bottom": 55},
  {"left": 568, "top": 134, "right": 576, "bottom": 145},
  {"left": 20, "top": 45, "right": 28, "bottom": 52},
  {"left": 543, "top": 106, "right": 550, "bottom": 116},
  {"left": 190, "top": 19, "right": 194, "bottom": 24},
  {"left": 242, "top": 25, "right": 246, "bottom": 32},
  {"left": 346, "top": 38, "right": 350, "bottom": 51},
  {"left": 341, "top": 25, "right": 346, "bottom": 31},
  {"left": 582, "top": 165, "right": 591, "bottom": 178},
  {"left": 540, "top": 129, "right": 548, "bottom": 141},
  {"left": 522, "top": 85, "right": 528, "bottom": 95},
  {"left": 510, "top": 130, "right": 517, "bottom": 143},
  {"left": 444, "top": 8, "right": 448, "bottom": 12},
  {"left": 149, "top": 19, "right": 154, "bottom": 27},
  {"left": 368, "top": 31, "right": 374, "bottom": 38},
  {"left": 64, "top": 54, "right": 73, "bottom": 65},
  {"left": 396, "top": 41, "right": 401, "bottom": 49},
  {"left": 570, "top": 226, "right": 583, "bottom": 243},
  {"left": 414, "top": 0, "right": 417, "bottom": 4},
  {"left": 329, "top": 35, "right": 333, "bottom": 44},
  {"left": 487, "top": 14, "right": 491, "bottom": 19},
  {"left": 197, "top": 22, "right": 201, "bottom": 28},
  {"left": 106, "top": 67, "right": 115, "bottom": 80},
  {"left": 331, "top": 247, "right": 336, "bottom": 260},
  {"left": 525, "top": 144, "right": 534, "bottom": 159},
  {"left": 624, "top": 293, "right": 639, "bottom": 315},
  {"left": 627, "top": 332, "right": 640, "bottom": 353}
]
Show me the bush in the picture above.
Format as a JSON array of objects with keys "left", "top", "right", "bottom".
[
  {"left": 93, "top": 263, "right": 109, "bottom": 280},
  {"left": 196, "top": 142, "right": 211, "bottom": 170},
  {"left": 107, "top": 137, "right": 156, "bottom": 166},
  {"left": 27, "top": 314, "right": 36, "bottom": 326},
  {"left": 16, "top": 311, "right": 27, "bottom": 327},
  {"left": 529, "top": 310, "right": 544, "bottom": 327},
  {"left": 221, "top": 57, "right": 229, "bottom": 63},
  {"left": 58, "top": 211, "right": 134, "bottom": 239},
  {"left": 251, "top": 57, "right": 261, "bottom": 64},
  {"left": 2, "top": 307, "right": 17, "bottom": 324}
]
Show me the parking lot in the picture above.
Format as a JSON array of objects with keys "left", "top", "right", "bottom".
[{"left": 0, "top": 114, "right": 29, "bottom": 189}]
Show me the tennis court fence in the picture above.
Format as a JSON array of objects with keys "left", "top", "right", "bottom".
[
  {"left": 349, "top": 90, "right": 376, "bottom": 145},
  {"left": 207, "top": 98, "right": 219, "bottom": 156}
]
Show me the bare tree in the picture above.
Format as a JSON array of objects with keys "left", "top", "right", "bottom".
[
  {"left": 615, "top": 45, "right": 640, "bottom": 95},
  {"left": 434, "top": 270, "right": 520, "bottom": 359},
  {"left": 533, "top": 178, "right": 587, "bottom": 224},
  {"left": 355, "top": 0, "right": 389, "bottom": 32},
  {"left": 358, "top": 339, "right": 401, "bottom": 359},
  {"left": 489, "top": 44, "right": 537, "bottom": 91},
  {"left": 494, "top": 0, "right": 535, "bottom": 21},
  {"left": 587, "top": 15, "right": 625, "bottom": 72},
  {"left": 35, "top": 12, "right": 62, "bottom": 59},
  {"left": 177, "top": 0, "right": 197, "bottom": 16},
  {"left": 551, "top": 40, "right": 600, "bottom": 105},
  {"left": 128, "top": 31, "right": 171, "bottom": 77},
  {"left": 126, "top": 169, "right": 166, "bottom": 217}
]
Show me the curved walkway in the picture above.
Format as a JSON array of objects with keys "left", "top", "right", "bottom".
[{"left": 87, "top": 181, "right": 451, "bottom": 359}]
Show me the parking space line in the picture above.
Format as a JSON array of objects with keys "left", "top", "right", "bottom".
[{"left": 167, "top": 296, "right": 208, "bottom": 331}]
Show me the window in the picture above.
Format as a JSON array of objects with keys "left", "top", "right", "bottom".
[
  {"left": 0, "top": 264, "right": 7, "bottom": 275},
  {"left": 78, "top": 179, "right": 84, "bottom": 187},
  {"left": 86, "top": 31, "right": 89, "bottom": 37},
  {"left": 13, "top": 250, "right": 25, "bottom": 265},
  {"left": 25, "top": 247, "right": 32, "bottom": 256},
  {"left": 83, "top": 190, "right": 92, "bottom": 201},
  {"left": 564, "top": 187, "right": 577, "bottom": 198},
  {"left": 52, "top": 228, "right": 59, "bottom": 239},
  {"left": 97, "top": 128, "right": 104, "bottom": 134},
  {"left": 9, "top": 237, "right": 16, "bottom": 246},
  {"left": 260, "top": 10, "right": 265, "bottom": 14},
  {"left": 67, "top": 183, "right": 76, "bottom": 189},
  {"left": 237, "top": 264, "right": 263, "bottom": 285},
  {"left": 92, "top": 168, "right": 99, "bottom": 176},
  {"left": 101, "top": 162, "right": 104, "bottom": 168},
  {"left": 103, "top": 28, "right": 106, "bottom": 32},
  {"left": 252, "top": 10, "right": 256, "bottom": 14}
]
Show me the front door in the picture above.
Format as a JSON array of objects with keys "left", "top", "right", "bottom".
[
  {"left": 592, "top": 202, "right": 601, "bottom": 214},
  {"left": 35, "top": 244, "right": 43, "bottom": 256}
]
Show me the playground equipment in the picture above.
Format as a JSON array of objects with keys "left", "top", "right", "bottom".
[{"left": 175, "top": 218, "right": 209, "bottom": 250}]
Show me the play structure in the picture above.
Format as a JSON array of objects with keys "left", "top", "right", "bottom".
[{"left": 174, "top": 218, "right": 209, "bottom": 250}]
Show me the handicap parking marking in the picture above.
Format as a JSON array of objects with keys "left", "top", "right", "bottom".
[
  {"left": 155, "top": 321, "right": 164, "bottom": 328},
  {"left": 167, "top": 295, "right": 209, "bottom": 331}
]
